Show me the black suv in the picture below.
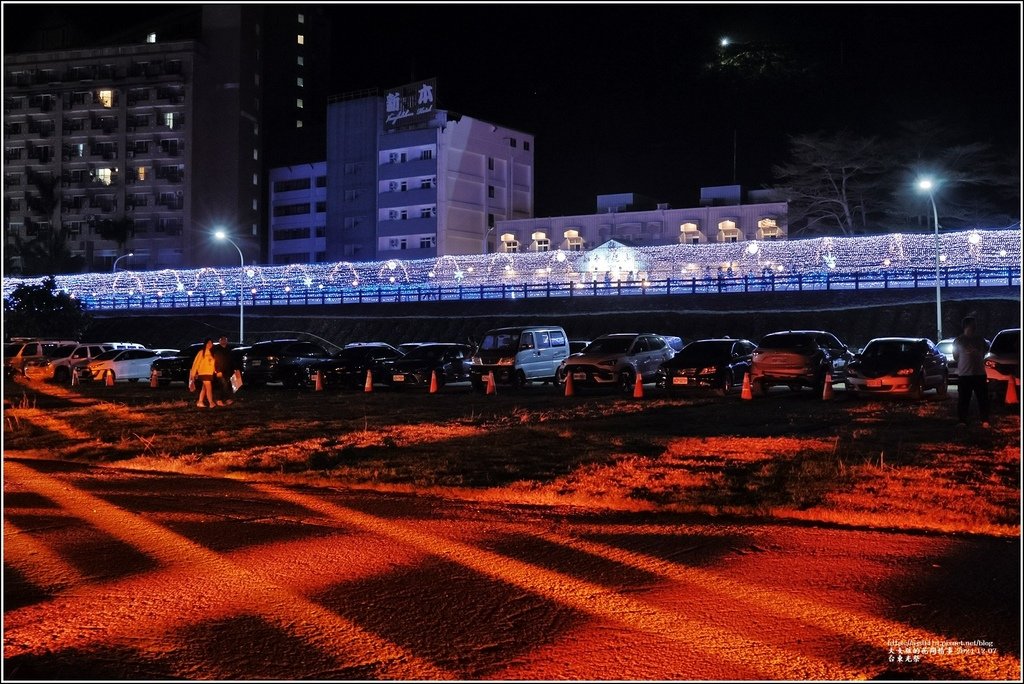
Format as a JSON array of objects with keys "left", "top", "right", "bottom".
[
  {"left": 750, "top": 330, "right": 853, "bottom": 396},
  {"left": 302, "top": 343, "right": 403, "bottom": 390},
  {"left": 241, "top": 339, "right": 333, "bottom": 387}
]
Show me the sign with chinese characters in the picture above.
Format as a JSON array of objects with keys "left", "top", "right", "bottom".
[{"left": 384, "top": 79, "right": 437, "bottom": 131}]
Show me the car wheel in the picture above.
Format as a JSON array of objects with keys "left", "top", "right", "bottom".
[
  {"left": 936, "top": 372, "right": 948, "bottom": 397},
  {"left": 717, "top": 370, "right": 734, "bottom": 397},
  {"left": 911, "top": 373, "right": 925, "bottom": 401},
  {"left": 751, "top": 379, "right": 766, "bottom": 398},
  {"left": 619, "top": 369, "right": 636, "bottom": 394},
  {"left": 512, "top": 370, "right": 528, "bottom": 388},
  {"left": 54, "top": 367, "right": 69, "bottom": 383}
]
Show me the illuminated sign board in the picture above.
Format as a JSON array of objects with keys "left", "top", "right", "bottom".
[{"left": 384, "top": 78, "right": 437, "bottom": 131}]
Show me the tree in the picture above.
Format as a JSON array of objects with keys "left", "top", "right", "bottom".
[
  {"left": 772, "top": 132, "right": 893, "bottom": 236},
  {"left": 6, "top": 170, "right": 85, "bottom": 276},
  {"left": 90, "top": 214, "right": 135, "bottom": 252},
  {"left": 3, "top": 277, "right": 91, "bottom": 340}
]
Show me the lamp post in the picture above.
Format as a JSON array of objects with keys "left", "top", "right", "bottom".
[
  {"left": 112, "top": 252, "right": 134, "bottom": 273},
  {"left": 917, "top": 178, "right": 942, "bottom": 342},
  {"left": 214, "top": 230, "right": 244, "bottom": 344}
]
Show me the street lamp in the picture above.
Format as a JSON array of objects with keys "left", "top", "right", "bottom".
[
  {"left": 112, "top": 252, "right": 134, "bottom": 273},
  {"left": 917, "top": 177, "right": 942, "bottom": 342},
  {"left": 214, "top": 229, "right": 244, "bottom": 344}
]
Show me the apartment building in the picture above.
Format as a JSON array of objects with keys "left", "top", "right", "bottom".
[{"left": 267, "top": 162, "right": 327, "bottom": 264}]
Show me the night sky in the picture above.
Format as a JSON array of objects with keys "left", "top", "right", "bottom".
[{"left": 5, "top": 2, "right": 1021, "bottom": 217}]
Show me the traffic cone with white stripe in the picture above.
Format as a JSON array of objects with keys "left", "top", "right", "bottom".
[
  {"left": 632, "top": 372, "right": 644, "bottom": 399},
  {"left": 429, "top": 370, "right": 439, "bottom": 394},
  {"left": 105, "top": 369, "right": 114, "bottom": 387},
  {"left": 150, "top": 368, "right": 159, "bottom": 388},
  {"left": 314, "top": 370, "right": 324, "bottom": 391},
  {"left": 741, "top": 372, "right": 753, "bottom": 400},
  {"left": 71, "top": 366, "right": 80, "bottom": 386},
  {"left": 822, "top": 373, "right": 834, "bottom": 400},
  {"left": 1006, "top": 377, "right": 1019, "bottom": 405},
  {"left": 364, "top": 369, "right": 373, "bottom": 393},
  {"left": 564, "top": 372, "right": 575, "bottom": 397},
  {"left": 485, "top": 371, "right": 497, "bottom": 396}
]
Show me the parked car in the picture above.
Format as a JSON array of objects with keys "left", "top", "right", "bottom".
[
  {"left": 303, "top": 343, "right": 403, "bottom": 390},
  {"left": 558, "top": 333, "right": 675, "bottom": 392},
  {"left": 471, "top": 325, "right": 570, "bottom": 390},
  {"left": 936, "top": 336, "right": 990, "bottom": 385},
  {"left": 845, "top": 337, "right": 948, "bottom": 399},
  {"left": 750, "top": 330, "right": 854, "bottom": 397},
  {"left": 985, "top": 327, "right": 1020, "bottom": 395},
  {"left": 568, "top": 339, "right": 592, "bottom": 355},
  {"left": 380, "top": 343, "right": 474, "bottom": 389},
  {"left": 657, "top": 338, "right": 757, "bottom": 396},
  {"left": 41, "top": 343, "right": 114, "bottom": 383},
  {"left": 396, "top": 342, "right": 428, "bottom": 355},
  {"left": 5, "top": 339, "right": 78, "bottom": 376},
  {"left": 240, "top": 339, "right": 332, "bottom": 387},
  {"left": 83, "top": 348, "right": 172, "bottom": 382}
]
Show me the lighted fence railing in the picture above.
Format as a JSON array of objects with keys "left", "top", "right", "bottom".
[{"left": 80, "top": 266, "right": 1020, "bottom": 312}]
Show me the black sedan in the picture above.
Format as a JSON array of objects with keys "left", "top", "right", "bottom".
[
  {"left": 657, "top": 338, "right": 757, "bottom": 396},
  {"left": 379, "top": 343, "right": 474, "bottom": 389},
  {"left": 845, "top": 337, "right": 948, "bottom": 399},
  {"left": 303, "top": 343, "right": 403, "bottom": 390}
]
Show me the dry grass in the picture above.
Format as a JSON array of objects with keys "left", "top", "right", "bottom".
[{"left": 3, "top": 375, "right": 1019, "bottom": 537}]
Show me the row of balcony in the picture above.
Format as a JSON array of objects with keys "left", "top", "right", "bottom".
[{"left": 7, "top": 61, "right": 186, "bottom": 88}]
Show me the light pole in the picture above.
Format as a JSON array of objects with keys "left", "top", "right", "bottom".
[
  {"left": 917, "top": 178, "right": 942, "bottom": 342},
  {"left": 112, "top": 252, "right": 134, "bottom": 273},
  {"left": 214, "top": 230, "right": 244, "bottom": 344}
]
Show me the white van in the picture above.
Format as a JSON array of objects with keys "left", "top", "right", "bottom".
[{"left": 470, "top": 325, "right": 569, "bottom": 390}]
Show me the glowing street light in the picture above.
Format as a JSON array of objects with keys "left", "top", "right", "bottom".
[
  {"left": 112, "top": 252, "right": 134, "bottom": 273},
  {"left": 214, "top": 229, "right": 244, "bottom": 344},
  {"left": 917, "top": 177, "right": 942, "bottom": 342}
]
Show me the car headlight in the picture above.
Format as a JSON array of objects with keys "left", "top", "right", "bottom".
[
  {"left": 597, "top": 359, "right": 618, "bottom": 368},
  {"left": 498, "top": 357, "right": 514, "bottom": 365},
  {"left": 471, "top": 356, "right": 482, "bottom": 365}
]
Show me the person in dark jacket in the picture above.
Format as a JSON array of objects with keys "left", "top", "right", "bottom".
[
  {"left": 211, "top": 335, "right": 237, "bottom": 406},
  {"left": 952, "top": 316, "right": 990, "bottom": 427}
]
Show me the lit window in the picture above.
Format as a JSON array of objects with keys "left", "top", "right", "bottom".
[
  {"left": 296, "top": 77, "right": 304, "bottom": 87},
  {"left": 98, "top": 90, "right": 113, "bottom": 108},
  {"left": 137, "top": 167, "right": 147, "bottom": 181},
  {"left": 297, "top": 56, "right": 304, "bottom": 66},
  {"left": 296, "top": 120, "right": 303, "bottom": 128},
  {"left": 96, "top": 168, "right": 113, "bottom": 185},
  {"left": 253, "top": 149, "right": 258, "bottom": 160},
  {"left": 163, "top": 112, "right": 176, "bottom": 129},
  {"left": 252, "top": 173, "right": 258, "bottom": 185},
  {"left": 297, "top": 34, "right": 304, "bottom": 45},
  {"left": 297, "top": 13, "right": 305, "bottom": 23},
  {"left": 146, "top": 32, "right": 157, "bottom": 43},
  {"left": 252, "top": 199, "right": 258, "bottom": 210},
  {"left": 296, "top": 98, "right": 304, "bottom": 108}
]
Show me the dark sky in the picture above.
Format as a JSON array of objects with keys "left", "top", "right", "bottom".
[{"left": 4, "top": 2, "right": 1021, "bottom": 217}]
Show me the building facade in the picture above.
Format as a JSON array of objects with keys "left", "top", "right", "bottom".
[
  {"left": 3, "top": 5, "right": 331, "bottom": 275},
  {"left": 267, "top": 162, "right": 327, "bottom": 264},
  {"left": 495, "top": 186, "right": 787, "bottom": 253},
  {"left": 322, "top": 87, "right": 534, "bottom": 262}
]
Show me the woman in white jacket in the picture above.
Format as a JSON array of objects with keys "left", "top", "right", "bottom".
[{"left": 189, "top": 338, "right": 218, "bottom": 408}]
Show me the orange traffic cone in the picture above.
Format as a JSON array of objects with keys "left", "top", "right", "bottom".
[
  {"left": 105, "top": 369, "right": 114, "bottom": 387},
  {"left": 150, "top": 369, "right": 159, "bottom": 388},
  {"left": 485, "top": 371, "right": 497, "bottom": 396},
  {"left": 429, "top": 370, "right": 439, "bottom": 394},
  {"left": 564, "top": 372, "right": 575, "bottom": 397},
  {"left": 1006, "top": 377, "right": 1019, "bottom": 405},
  {"left": 741, "top": 372, "right": 753, "bottom": 400},
  {"left": 71, "top": 366, "right": 80, "bottom": 387},
  {"left": 822, "top": 373, "right": 834, "bottom": 400},
  {"left": 314, "top": 370, "right": 324, "bottom": 391},
  {"left": 632, "top": 372, "right": 644, "bottom": 399},
  {"left": 364, "top": 369, "right": 373, "bottom": 393}
]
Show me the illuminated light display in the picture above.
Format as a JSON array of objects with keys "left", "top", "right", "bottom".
[{"left": 3, "top": 229, "right": 1019, "bottom": 310}]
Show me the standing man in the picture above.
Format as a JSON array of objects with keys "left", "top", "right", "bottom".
[
  {"left": 212, "top": 335, "right": 236, "bottom": 406},
  {"left": 952, "top": 316, "right": 990, "bottom": 427}
]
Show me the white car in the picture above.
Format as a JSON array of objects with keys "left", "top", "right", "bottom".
[
  {"left": 42, "top": 343, "right": 115, "bottom": 383},
  {"left": 84, "top": 348, "right": 170, "bottom": 383}
]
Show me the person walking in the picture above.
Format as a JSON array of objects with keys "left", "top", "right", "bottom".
[
  {"left": 189, "top": 338, "right": 218, "bottom": 409},
  {"left": 952, "top": 316, "right": 991, "bottom": 427},
  {"left": 211, "top": 335, "right": 236, "bottom": 406}
]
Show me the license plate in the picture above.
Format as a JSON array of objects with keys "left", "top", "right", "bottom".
[
  {"left": 251, "top": 359, "right": 262, "bottom": 366},
  {"left": 672, "top": 377, "right": 689, "bottom": 385},
  {"left": 867, "top": 379, "right": 883, "bottom": 387},
  {"left": 392, "top": 374, "right": 405, "bottom": 382},
  {"left": 573, "top": 372, "right": 587, "bottom": 381}
]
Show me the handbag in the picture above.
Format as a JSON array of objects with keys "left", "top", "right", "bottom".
[{"left": 230, "top": 370, "right": 243, "bottom": 393}]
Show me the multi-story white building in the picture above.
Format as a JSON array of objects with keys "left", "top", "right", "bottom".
[
  {"left": 495, "top": 185, "right": 787, "bottom": 253},
  {"left": 267, "top": 162, "right": 327, "bottom": 264},
  {"left": 323, "top": 81, "right": 534, "bottom": 262}
]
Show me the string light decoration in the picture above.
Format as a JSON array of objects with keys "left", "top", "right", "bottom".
[{"left": 3, "top": 229, "right": 1019, "bottom": 309}]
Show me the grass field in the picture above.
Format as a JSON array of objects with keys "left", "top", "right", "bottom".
[{"left": 3, "top": 374, "right": 1019, "bottom": 538}]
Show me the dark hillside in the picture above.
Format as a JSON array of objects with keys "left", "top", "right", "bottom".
[{"left": 79, "top": 286, "right": 1020, "bottom": 351}]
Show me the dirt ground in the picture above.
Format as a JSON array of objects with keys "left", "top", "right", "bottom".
[{"left": 3, "top": 373, "right": 1019, "bottom": 539}]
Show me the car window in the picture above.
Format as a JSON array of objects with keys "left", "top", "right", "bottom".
[
  {"left": 520, "top": 333, "right": 535, "bottom": 350},
  {"left": 989, "top": 330, "right": 1020, "bottom": 354},
  {"left": 535, "top": 331, "right": 550, "bottom": 349},
  {"left": 587, "top": 337, "right": 633, "bottom": 354},
  {"left": 648, "top": 336, "right": 665, "bottom": 351},
  {"left": 93, "top": 350, "right": 121, "bottom": 361},
  {"left": 549, "top": 330, "right": 566, "bottom": 347}
]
